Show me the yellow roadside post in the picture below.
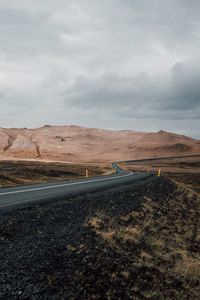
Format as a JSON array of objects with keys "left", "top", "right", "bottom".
[
  {"left": 86, "top": 169, "right": 89, "bottom": 178},
  {"left": 158, "top": 169, "right": 161, "bottom": 177}
]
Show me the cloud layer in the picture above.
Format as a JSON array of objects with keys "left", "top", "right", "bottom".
[{"left": 0, "top": 0, "right": 199, "bottom": 138}]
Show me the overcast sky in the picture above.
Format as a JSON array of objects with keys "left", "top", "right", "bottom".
[{"left": 0, "top": 0, "right": 199, "bottom": 138}]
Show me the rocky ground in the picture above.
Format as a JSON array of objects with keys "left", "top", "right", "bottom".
[{"left": 0, "top": 176, "right": 199, "bottom": 299}]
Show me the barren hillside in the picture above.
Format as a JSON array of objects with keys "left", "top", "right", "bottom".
[{"left": 0, "top": 125, "right": 199, "bottom": 162}]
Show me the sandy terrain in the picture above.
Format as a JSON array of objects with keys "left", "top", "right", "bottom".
[{"left": 0, "top": 125, "right": 199, "bottom": 163}]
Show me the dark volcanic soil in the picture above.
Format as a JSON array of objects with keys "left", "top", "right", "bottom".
[
  {"left": 121, "top": 156, "right": 200, "bottom": 194},
  {"left": 0, "top": 177, "right": 200, "bottom": 299},
  {"left": 0, "top": 160, "right": 108, "bottom": 188}
]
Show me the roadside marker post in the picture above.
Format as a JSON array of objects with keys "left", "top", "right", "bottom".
[
  {"left": 158, "top": 169, "right": 161, "bottom": 177},
  {"left": 86, "top": 169, "right": 89, "bottom": 178}
]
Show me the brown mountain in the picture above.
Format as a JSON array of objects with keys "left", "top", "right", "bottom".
[{"left": 0, "top": 125, "right": 199, "bottom": 163}]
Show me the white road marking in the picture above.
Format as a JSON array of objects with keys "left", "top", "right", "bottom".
[{"left": 0, "top": 173, "right": 134, "bottom": 196}]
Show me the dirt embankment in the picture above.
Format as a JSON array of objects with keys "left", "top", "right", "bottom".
[{"left": 0, "top": 177, "right": 199, "bottom": 299}]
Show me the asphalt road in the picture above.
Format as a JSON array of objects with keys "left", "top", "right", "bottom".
[{"left": 0, "top": 168, "right": 150, "bottom": 212}]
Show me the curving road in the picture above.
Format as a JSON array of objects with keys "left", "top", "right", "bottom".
[{"left": 0, "top": 165, "right": 151, "bottom": 212}]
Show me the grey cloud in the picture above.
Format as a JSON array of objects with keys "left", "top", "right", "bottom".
[
  {"left": 0, "top": 0, "right": 199, "bottom": 138},
  {"left": 170, "top": 62, "right": 200, "bottom": 108},
  {"left": 64, "top": 61, "right": 200, "bottom": 118}
]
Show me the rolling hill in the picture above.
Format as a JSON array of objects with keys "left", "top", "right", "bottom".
[{"left": 0, "top": 125, "right": 199, "bottom": 163}]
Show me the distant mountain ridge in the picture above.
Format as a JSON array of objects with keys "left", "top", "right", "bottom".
[{"left": 0, "top": 125, "right": 199, "bottom": 163}]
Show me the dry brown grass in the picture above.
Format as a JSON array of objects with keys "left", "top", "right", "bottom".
[
  {"left": 1, "top": 176, "right": 199, "bottom": 299},
  {"left": 0, "top": 160, "right": 108, "bottom": 187},
  {"left": 86, "top": 178, "right": 200, "bottom": 298},
  {"left": 121, "top": 156, "right": 200, "bottom": 194},
  {"left": 87, "top": 217, "right": 102, "bottom": 230},
  {"left": 174, "top": 249, "right": 200, "bottom": 277}
]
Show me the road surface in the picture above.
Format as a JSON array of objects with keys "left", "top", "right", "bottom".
[{"left": 0, "top": 167, "right": 151, "bottom": 212}]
